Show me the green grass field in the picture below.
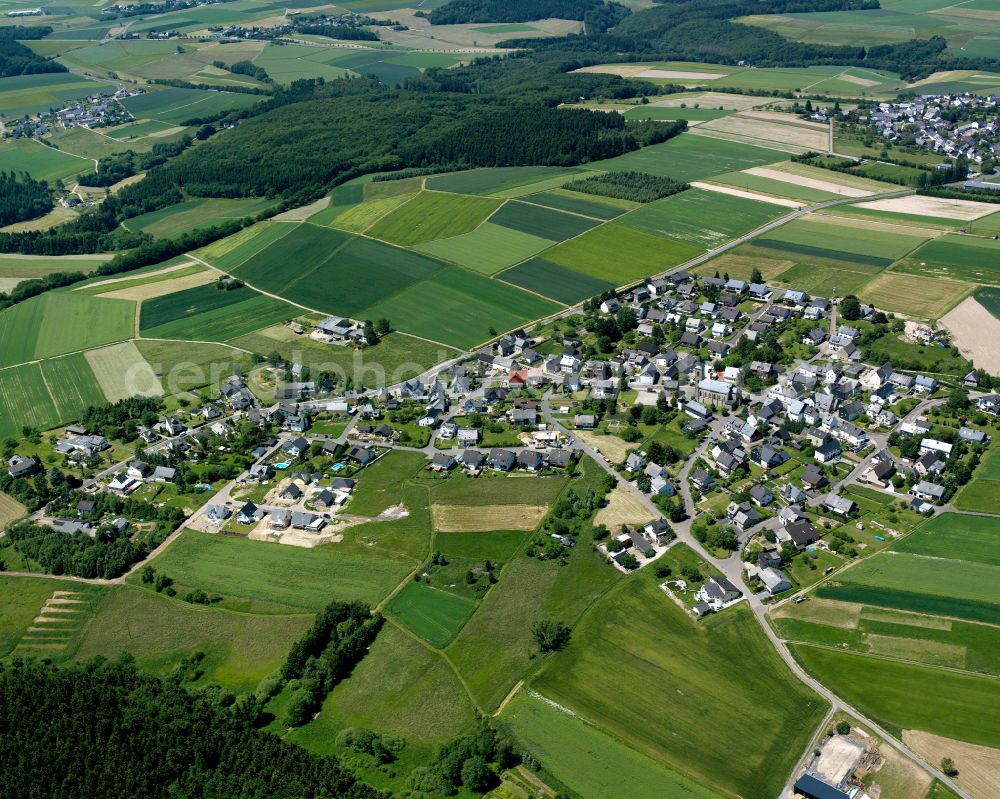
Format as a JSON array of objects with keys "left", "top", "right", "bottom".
[
  {"left": 758, "top": 217, "right": 929, "bottom": 263},
  {"left": 894, "top": 234, "right": 1000, "bottom": 283},
  {"left": 976, "top": 285, "right": 1000, "bottom": 321},
  {"left": 126, "top": 197, "right": 276, "bottom": 238},
  {"left": 138, "top": 530, "right": 415, "bottom": 611},
  {"left": 39, "top": 353, "right": 107, "bottom": 421},
  {"left": 953, "top": 451, "right": 1000, "bottom": 512},
  {"left": 359, "top": 266, "right": 562, "bottom": 348},
  {"left": 502, "top": 692, "right": 725, "bottom": 799},
  {"left": 773, "top": 260, "right": 882, "bottom": 297},
  {"left": 619, "top": 188, "right": 785, "bottom": 248},
  {"left": 448, "top": 543, "right": 620, "bottom": 712},
  {"left": 523, "top": 190, "right": 634, "bottom": 219},
  {"left": 74, "top": 585, "right": 310, "bottom": 693},
  {"left": 119, "top": 85, "right": 262, "bottom": 124},
  {"left": 0, "top": 362, "right": 61, "bottom": 437},
  {"left": 435, "top": 530, "right": 526, "bottom": 563},
  {"left": 539, "top": 223, "right": 702, "bottom": 285},
  {"left": 414, "top": 223, "right": 556, "bottom": 275},
  {"left": 0, "top": 137, "right": 93, "bottom": 182},
  {"left": 427, "top": 166, "right": 584, "bottom": 196},
  {"left": 590, "top": 134, "right": 787, "bottom": 182},
  {"left": 291, "top": 622, "right": 475, "bottom": 751},
  {"left": 388, "top": 581, "right": 477, "bottom": 648},
  {"left": 347, "top": 450, "right": 427, "bottom": 516},
  {"left": 624, "top": 105, "right": 731, "bottom": 122},
  {"left": 232, "top": 224, "right": 449, "bottom": 319},
  {"left": 194, "top": 221, "right": 296, "bottom": 272},
  {"left": 533, "top": 578, "right": 827, "bottom": 799},
  {"left": 488, "top": 200, "right": 599, "bottom": 241},
  {"left": 367, "top": 191, "right": 501, "bottom": 245},
  {"left": 792, "top": 643, "right": 1000, "bottom": 747},
  {"left": 0, "top": 255, "right": 112, "bottom": 293},
  {"left": 139, "top": 283, "right": 296, "bottom": 341},
  {"left": 0, "top": 292, "right": 134, "bottom": 369},
  {"left": 711, "top": 169, "right": 838, "bottom": 202},
  {"left": 0, "top": 576, "right": 95, "bottom": 658},
  {"left": 498, "top": 258, "right": 615, "bottom": 304}
]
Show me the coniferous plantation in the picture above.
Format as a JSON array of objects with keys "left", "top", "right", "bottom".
[
  {"left": 0, "top": 27, "right": 65, "bottom": 77},
  {"left": 565, "top": 170, "right": 688, "bottom": 202},
  {"left": 0, "top": 172, "right": 53, "bottom": 226},
  {"left": 0, "top": 658, "right": 386, "bottom": 799}
]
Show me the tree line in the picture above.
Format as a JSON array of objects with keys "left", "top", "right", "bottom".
[{"left": 428, "top": 0, "right": 607, "bottom": 24}]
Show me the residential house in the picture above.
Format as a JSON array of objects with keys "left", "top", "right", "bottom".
[
  {"left": 7, "top": 455, "right": 38, "bottom": 479},
  {"left": 431, "top": 453, "right": 456, "bottom": 472},
  {"left": 814, "top": 438, "right": 842, "bottom": 464},
  {"left": 518, "top": 450, "right": 544, "bottom": 472},
  {"left": 488, "top": 449, "right": 516, "bottom": 471},
  {"left": 152, "top": 466, "right": 176, "bottom": 483},
  {"left": 801, "top": 464, "right": 829, "bottom": 491},
  {"left": 461, "top": 449, "right": 485, "bottom": 471},
  {"left": 237, "top": 502, "right": 265, "bottom": 524},
  {"left": 785, "top": 518, "right": 820, "bottom": 549},
  {"left": 821, "top": 493, "right": 855, "bottom": 516},
  {"left": 749, "top": 484, "right": 774, "bottom": 507},
  {"left": 107, "top": 472, "right": 141, "bottom": 494},
  {"left": 690, "top": 468, "right": 715, "bottom": 492},
  {"left": 910, "top": 481, "right": 946, "bottom": 503},
  {"left": 697, "top": 576, "right": 742, "bottom": 610},
  {"left": 759, "top": 567, "right": 791, "bottom": 595},
  {"left": 727, "top": 501, "right": 761, "bottom": 532}
]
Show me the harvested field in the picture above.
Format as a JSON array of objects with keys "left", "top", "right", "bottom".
[
  {"left": 695, "top": 114, "right": 829, "bottom": 151},
  {"left": 870, "top": 745, "right": 934, "bottom": 799},
  {"left": 431, "top": 504, "right": 549, "bottom": 532},
  {"left": 941, "top": 296, "right": 1000, "bottom": 373},
  {"left": 85, "top": 342, "right": 163, "bottom": 401},
  {"left": 742, "top": 167, "right": 872, "bottom": 197},
  {"left": 693, "top": 250, "right": 795, "bottom": 282},
  {"left": 772, "top": 596, "right": 863, "bottom": 629},
  {"left": 575, "top": 430, "right": 633, "bottom": 462},
  {"left": 594, "top": 487, "right": 656, "bottom": 528},
  {"left": 861, "top": 272, "right": 971, "bottom": 320},
  {"left": 97, "top": 268, "right": 215, "bottom": 301},
  {"left": 854, "top": 195, "right": 998, "bottom": 221},
  {"left": 80, "top": 261, "right": 195, "bottom": 291},
  {"left": 690, "top": 181, "right": 802, "bottom": 208},
  {"left": 636, "top": 69, "right": 727, "bottom": 80},
  {"left": 0, "top": 491, "right": 26, "bottom": 528},
  {"left": 650, "top": 92, "right": 768, "bottom": 110},
  {"left": 903, "top": 730, "right": 1000, "bottom": 799}
]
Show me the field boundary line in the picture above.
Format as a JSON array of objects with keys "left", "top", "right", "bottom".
[{"left": 785, "top": 639, "right": 1000, "bottom": 681}]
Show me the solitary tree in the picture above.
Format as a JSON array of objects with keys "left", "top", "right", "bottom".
[
  {"left": 941, "top": 757, "right": 957, "bottom": 776},
  {"left": 836, "top": 721, "right": 851, "bottom": 735},
  {"left": 531, "top": 619, "right": 572, "bottom": 653}
]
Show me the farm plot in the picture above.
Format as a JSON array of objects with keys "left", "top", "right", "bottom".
[
  {"left": 39, "top": 354, "right": 106, "bottom": 422},
  {"left": 540, "top": 223, "right": 702, "bottom": 285},
  {"left": 861, "top": 271, "right": 971, "bottom": 319},
  {"left": 757, "top": 217, "right": 928, "bottom": 265},
  {"left": 624, "top": 105, "right": 731, "bottom": 122},
  {"left": 346, "top": 450, "right": 426, "bottom": 517},
  {"left": 0, "top": 137, "right": 93, "bottom": 183},
  {"left": 817, "top": 549, "right": 1000, "bottom": 626},
  {"left": 0, "top": 362, "right": 60, "bottom": 437},
  {"left": 521, "top": 189, "right": 635, "bottom": 219},
  {"left": 693, "top": 112, "right": 830, "bottom": 152},
  {"left": 590, "top": 134, "right": 788, "bottom": 183},
  {"left": 85, "top": 342, "right": 164, "bottom": 401},
  {"left": 533, "top": 580, "right": 827, "bottom": 799},
  {"left": 432, "top": 505, "right": 551, "bottom": 532},
  {"left": 504, "top": 692, "right": 725, "bottom": 799},
  {"left": 427, "top": 166, "right": 583, "bottom": 196},
  {"left": 139, "top": 283, "right": 296, "bottom": 341},
  {"left": 414, "top": 223, "right": 555, "bottom": 275},
  {"left": 488, "top": 200, "right": 599, "bottom": 240},
  {"left": 448, "top": 542, "right": 620, "bottom": 711},
  {"left": 119, "top": 86, "right": 261, "bottom": 125},
  {"left": 232, "top": 224, "right": 445, "bottom": 318},
  {"left": 74, "top": 585, "right": 311, "bottom": 694},
  {"left": 293, "top": 623, "right": 475, "bottom": 750},
  {"left": 498, "top": 258, "right": 614, "bottom": 304},
  {"left": 693, "top": 247, "right": 795, "bottom": 283},
  {"left": 773, "top": 260, "right": 882, "bottom": 297},
  {"left": 250, "top": 43, "right": 354, "bottom": 84},
  {"left": 709, "top": 169, "right": 840, "bottom": 202},
  {"left": 387, "top": 582, "right": 477, "bottom": 647},
  {"left": 133, "top": 340, "right": 246, "bottom": 393},
  {"left": 359, "top": 267, "right": 562, "bottom": 349},
  {"left": 0, "top": 292, "right": 134, "bottom": 369},
  {"left": 125, "top": 197, "right": 276, "bottom": 238},
  {"left": 619, "top": 187, "right": 785, "bottom": 248},
  {"left": 0, "top": 577, "right": 103, "bottom": 660},
  {"left": 367, "top": 191, "right": 501, "bottom": 245},
  {"left": 895, "top": 514, "right": 1000, "bottom": 566},
  {"left": 319, "top": 193, "right": 416, "bottom": 233},
  {"left": 769, "top": 160, "right": 897, "bottom": 193},
  {"left": 792, "top": 644, "right": 1000, "bottom": 748},
  {"left": 138, "top": 530, "right": 414, "bottom": 611},
  {"left": 894, "top": 234, "right": 1000, "bottom": 283},
  {"left": 84, "top": 266, "right": 214, "bottom": 302},
  {"left": 193, "top": 221, "right": 296, "bottom": 271}
]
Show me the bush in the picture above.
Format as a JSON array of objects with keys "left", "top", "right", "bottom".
[{"left": 531, "top": 619, "right": 572, "bottom": 653}]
